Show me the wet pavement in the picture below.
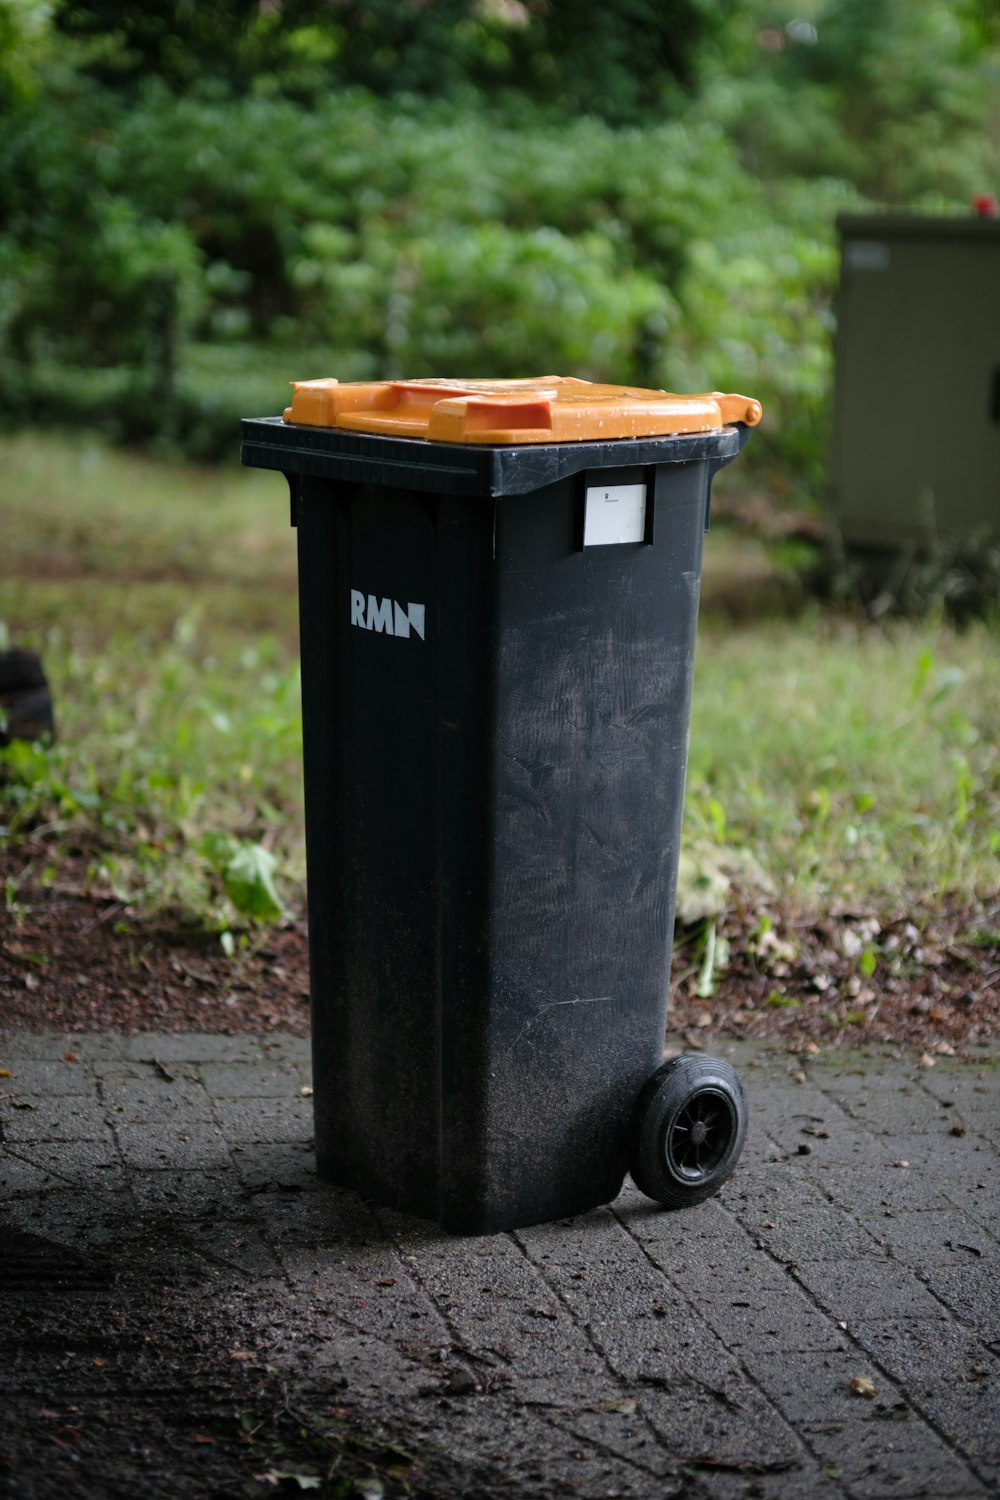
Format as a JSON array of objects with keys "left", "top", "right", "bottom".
[{"left": 1, "top": 1029, "right": 998, "bottom": 1499}]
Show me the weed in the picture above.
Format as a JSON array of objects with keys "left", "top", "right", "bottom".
[{"left": 765, "top": 991, "right": 801, "bottom": 1009}]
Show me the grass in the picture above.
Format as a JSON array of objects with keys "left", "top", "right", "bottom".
[
  {"left": 686, "top": 614, "right": 999, "bottom": 915},
  {"left": 1, "top": 429, "right": 997, "bottom": 938},
  {"left": 0, "top": 431, "right": 303, "bottom": 929}
]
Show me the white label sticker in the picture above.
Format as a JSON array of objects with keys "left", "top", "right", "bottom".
[{"left": 584, "top": 483, "right": 647, "bottom": 547}]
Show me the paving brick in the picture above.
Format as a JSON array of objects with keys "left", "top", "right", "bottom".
[
  {"left": 114, "top": 1118, "right": 232, "bottom": 1170},
  {"left": 848, "top": 1318, "right": 1000, "bottom": 1482},
  {"left": 728, "top": 1176, "right": 888, "bottom": 1262},
  {"left": 813, "top": 1161, "right": 956, "bottom": 1216},
  {"left": 0, "top": 1031, "right": 125, "bottom": 1063},
  {"left": 692, "top": 1285, "right": 850, "bottom": 1353},
  {"left": 123, "top": 1033, "right": 263, "bottom": 1063},
  {"left": 941, "top": 1164, "right": 1000, "bottom": 1231},
  {"left": 0, "top": 1149, "right": 62, "bottom": 1196},
  {"left": 834, "top": 1080, "right": 960, "bottom": 1135},
  {"left": 2, "top": 1186, "right": 141, "bottom": 1247},
  {"left": 880, "top": 1131, "right": 1000, "bottom": 1173},
  {"left": 233, "top": 1141, "right": 315, "bottom": 1190},
  {"left": 2, "top": 1030, "right": 997, "bottom": 1500},
  {"left": 257, "top": 1036, "right": 311, "bottom": 1066},
  {"left": 0, "top": 1096, "right": 113, "bottom": 1143},
  {"left": 921, "top": 1259, "right": 1000, "bottom": 1343},
  {"left": 873, "top": 1210, "right": 999, "bottom": 1267},
  {"left": 100, "top": 1075, "right": 215, "bottom": 1122},
  {"left": 0, "top": 1059, "right": 92, "bottom": 1095},
  {"left": 129, "top": 1167, "right": 248, "bottom": 1218},
  {"left": 212, "top": 1095, "right": 313, "bottom": 1144},
  {"left": 254, "top": 1182, "right": 383, "bottom": 1248},
  {"left": 791, "top": 1258, "right": 950, "bottom": 1325},
  {"left": 12, "top": 1138, "right": 122, "bottom": 1176},
  {"left": 687, "top": 1465, "right": 842, "bottom": 1500},
  {"left": 180, "top": 1218, "right": 285, "bottom": 1276},
  {"left": 638, "top": 1372, "right": 803, "bottom": 1468},
  {"left": 800, "top": 1417, "right": 984, "bottom": 1498},
  {"left": 197, "top": 1061, "right": 310, "bottom": 1097}
]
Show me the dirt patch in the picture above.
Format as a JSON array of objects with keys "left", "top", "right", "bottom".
[
  {"left": 1, "top": 850, "right": 310, "bottom": 1038},
  {"left": 668, "top": 905, "right": 999, "bottom": 1059},
  {"left": 2, "top": 850, "right": 996, "bottom": 1057}
]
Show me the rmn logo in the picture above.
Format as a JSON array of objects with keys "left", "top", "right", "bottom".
[{"left": 350, "top": 590, "right": 426, "bottom": 641}]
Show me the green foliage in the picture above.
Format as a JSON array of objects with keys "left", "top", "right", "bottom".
[
  {"left": 0, "top": 1, "right": 997, "bottom": 480},
  {"left": 0, "top": 596, "right": 303, "bottom": 928},
  {"left": 684, "top": 615, "right": 1000, "bottom": 912},
  {"left": 0, "top": 0, "right": 53, "bottom": 110},
  {"left": 381, "top": 224, "right": 674, "bottom": 383},
  {"left": 200, "top": 832, "right": 286, "bottom": 924},
  {"left": 50, "top": 0, "right": 726, "bottom": 118}
]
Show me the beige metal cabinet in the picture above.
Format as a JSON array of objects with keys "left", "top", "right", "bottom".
[{"left": 829, "top": 213, "right": 1000, "bottom": 558}]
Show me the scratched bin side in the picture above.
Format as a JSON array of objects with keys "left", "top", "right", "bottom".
[
  {"left": 293, "top": 458, "right": 708, "bottom": 1235},
  {"left": 440, "top": 461, "right": 707, "bottom": 1232}
]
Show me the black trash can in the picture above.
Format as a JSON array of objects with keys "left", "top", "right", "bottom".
[{"left": 241, "top": 376, "right": 761, "bottom": 1233}]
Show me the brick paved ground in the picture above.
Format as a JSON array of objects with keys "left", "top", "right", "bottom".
[{"left": 1, "top": 1031, "right": 998, "bottom": 1498}]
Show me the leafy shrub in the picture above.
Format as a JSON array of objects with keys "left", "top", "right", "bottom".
[{"left": 1, "top": 3, "right": 997, "bottom": 488}]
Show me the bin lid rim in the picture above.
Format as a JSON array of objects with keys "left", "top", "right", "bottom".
[{"left": 282, "top": 376, "right": 762, "bottom": 445}]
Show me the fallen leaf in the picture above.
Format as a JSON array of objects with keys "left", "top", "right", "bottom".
[
  {"left": 933, "top": 1041, "right": 956, "bottom": 1056},
  {"left": 601, "top": 1396, "right": 637, "bottom": 1415},
  {"left": 228, "top": 1350, "right": 254, "bottom": 1361},
  {"left": 0, "top": 1069, "right": 11, "bottom": 1078},
  {"left": 354, "top": 1479, "right": 385, "bottom": 1500},
  {"left": 257, "top": 1473, "right": 322, "bottom": 1491},
  {"left": 917, "top": 1053, "right": 936, "bottom": 1069},
  {"left": 850, "top": 1376, "right": 876, "bottom": 1399},
  {"left": 299, "top": 1085, "right": 313, "bottom": 1096},
  {"left": 191, "top": 1432, "right": 216, "bottom": 1444},
  {"left": 61, "top": 1051, "right": 77, "bottom": 1063},
  {"left": 950, "top": 1125, "right": 967, "bottom": 1137}
]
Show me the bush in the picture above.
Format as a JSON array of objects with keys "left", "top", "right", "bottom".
[{"left": 1, "top": 3, "right": 997, "bottom": 489}]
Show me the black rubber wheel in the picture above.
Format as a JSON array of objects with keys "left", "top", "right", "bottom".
[{"left": 630, "top": 1053, "right": 748, "bottom": 1209}]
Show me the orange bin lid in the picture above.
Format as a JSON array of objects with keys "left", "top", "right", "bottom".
[{"left": 283, "top": 376, "right": 762, "bottom": 445}]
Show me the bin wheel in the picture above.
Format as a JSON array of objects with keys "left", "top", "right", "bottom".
[{"left": 630, "top": 1054, "right": 747, "bottom": 1209}]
